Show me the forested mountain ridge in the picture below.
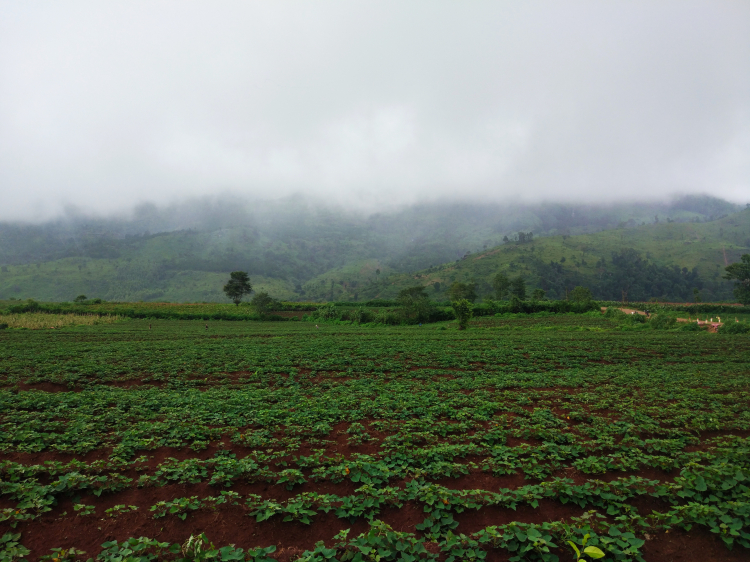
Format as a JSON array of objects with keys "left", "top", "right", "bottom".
[
  {"left": 0, "top": 195, "right": 745, "bottom": 302},
  {"left": 305, "top": 207, "right": 750, "bottom": 303}
]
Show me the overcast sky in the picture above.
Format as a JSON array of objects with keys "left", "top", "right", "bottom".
[{"left": 0, "top": 1, "right": 748, "bottom": 221}]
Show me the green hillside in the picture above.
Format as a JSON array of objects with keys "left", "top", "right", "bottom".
[
  {"left": 0, "top": 196, "right": 745, "bottom": 303},
  {"left": 305, "top": 208, "right": 750, "bottom": 303}
]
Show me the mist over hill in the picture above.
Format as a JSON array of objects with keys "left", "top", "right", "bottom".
[{"left": 0, "top": 194, "right": 745, "bottom": 303}]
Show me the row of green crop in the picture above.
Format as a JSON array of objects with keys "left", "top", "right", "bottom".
[
  {"left": 599, "top": 300, "right": 750, "bottom": 314},
  {"left": 3, "top": 448, "right": 750, "bottom": 559},
  {"left": 1, "top": 297, "right": 606, "bottom": 325}
]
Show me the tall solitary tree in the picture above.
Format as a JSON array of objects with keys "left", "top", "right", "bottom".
[
  {"left": 509, "top": 276, "right": 527, "bottom": 300},
  {"left": 492, "top": 273, "right": 510, "bottom": 300},
  {"left": 569, "top": 286, "right": 593, "bottom": 302},
  {"left": 724, "top": 254, "right": 750, "bottom": 304},
  {"left": 223, "top": 271, "right": 253, "bottom": 306}
]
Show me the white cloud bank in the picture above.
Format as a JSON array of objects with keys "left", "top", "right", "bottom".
[{"left": 0, "top": 1, "right": 748, "bottom": 220}]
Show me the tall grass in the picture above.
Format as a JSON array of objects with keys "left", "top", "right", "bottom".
[{"left": 0, "top": 313, "right": 124, "bottom": 329}]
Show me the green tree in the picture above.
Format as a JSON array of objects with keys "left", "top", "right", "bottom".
[
  {"left": 397, "top": 286, "right": 432, "bottom": 323},
  {"left": 509, "top": 276, "right": 526, "bottom": 300},
  {"left": 223, "top": 271, "right": 252, "bottom": 306},
  {"left": 74, "top": 295, "right": 87, "bottom": 303},
  {"left": 531, "top": 288, "right": 546, "bottom": 301},
  {"left": 449, "top": 282, "right": 477, "bottom": 303},
  {"left": 451, "top": 298, "right": 473, "bottom": 330},
  {"left": 251, "top": 291, "right": 277, "bottom": 315},
  {"left": 724, "top": 254, "right": 750, "bottom": 304},
  {"left": 569, "top": 286, "right": 593, "bottom": 302},
  {"left": 492, "top": 273, "right": 510, "bottom": 300}
]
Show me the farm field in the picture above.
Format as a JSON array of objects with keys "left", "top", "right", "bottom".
[{"left": 1, "top": 315, "right": 749, "bottom": 561}]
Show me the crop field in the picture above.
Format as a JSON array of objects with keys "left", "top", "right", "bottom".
[{"left": 1, "top": 315, "right": 749, "bottom": 561}]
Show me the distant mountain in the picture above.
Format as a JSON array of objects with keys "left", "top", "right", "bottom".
[
  {"left": 335, "top": 207, "right": 750, "bottom": 303},
  {"left": 0, "top": 194, "right": 744, "bottom": 302}
]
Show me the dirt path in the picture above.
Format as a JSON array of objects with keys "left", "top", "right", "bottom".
[{"left": 600, "top": 307, "right": 646, "bottom": 316}]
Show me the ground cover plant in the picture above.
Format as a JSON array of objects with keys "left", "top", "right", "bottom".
[
  {"left": 0, "top": 313, "right": 123, "bottom": 330},
  {"left": 0, "top": 312, "right": 749, "bottom": 561}
]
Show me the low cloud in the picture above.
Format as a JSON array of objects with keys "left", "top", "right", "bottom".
[{"left": 0, "top": 1, "right": 748, "bottom": 221}]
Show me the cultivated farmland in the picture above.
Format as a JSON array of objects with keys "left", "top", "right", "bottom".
[{"left": 1, "top": 314, "right": 749, "bottom": 561}]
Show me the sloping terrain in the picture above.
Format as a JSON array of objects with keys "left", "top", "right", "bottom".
[
  {"left": 319, "top": 208, "right": 750, "bottom": 302},
  {"left": 0, "top": 196, "right": 744, "bottom": 302}
]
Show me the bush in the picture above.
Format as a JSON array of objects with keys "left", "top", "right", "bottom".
[
  {"left": 649, "top": 314, "right": 677, "bottom": 330},
  {"left": 313, "top": 304, "right": 340, "bottom": 321},
  {"left": 570, "top": 286, "right": 593, "bottom": 302},
  {"left": 680, "top": 322, "right": 702, "bottom": 332},
  {"left": 374, "top": 310, "right": 401, "bottom": 325},
  {"left": 342, "top": 307, "right": 375, "bottom": 324},
  {"left": 718, "top": 322, "right": 750, "bottom": 334},
  {"left": 628, "top": 313, "right": 647, "bottom": 324},
  {"left": 451, "top": 299, "right": 473, "bottom": 330},
  {"left": 0, "top": 323, "right": 8, "bottom": 330},
  {"left": 603, "top": 307, "right": 625, "bottom": 319}
]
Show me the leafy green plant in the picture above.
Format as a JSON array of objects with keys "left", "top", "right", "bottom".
[
  {"left": 566, "top": 534, "right": 605, "bottom": 561},
  {"left": 98, "top": 537, "right": 170, "bottom": 562},
  {"left": 39, "top": 547, "right": 87, "bottom": 562},
  {"left": 0, "top": 533, "right": 30, "bottom": 562},
  {"left": 104, "top": 504, "right": 137, "bottom": 518},
  {"left": 151, "top": 497, "right": 201, "bottom": 520},
  {"left": 73, "top": 503, "right": 95, "bottom": 516}
]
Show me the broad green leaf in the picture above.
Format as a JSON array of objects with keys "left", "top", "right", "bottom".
[{"left": 583, "top": 546, "right": 605, "bottom": 558}]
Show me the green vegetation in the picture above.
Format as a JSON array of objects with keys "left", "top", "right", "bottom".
[
  {"left": 451, "top": 299, "right": 473, "bottom": 330},
  {"left": 0, "top": 312, "right": 123, "bottom": 329},
  {"left": 365, "top": 210, "right": 750, "bottom": 303},
  {"left": 0, "top": 197, "right": 745, "bottom": 303},
  {"left": 223, "top": 271, "right": 253, "bottom": 306},
  {"left": 0, "top": 310, "right": 749, "bottom": 558},
  {"left": 724, "top": 254, "right": 750, "bottom": 304}
]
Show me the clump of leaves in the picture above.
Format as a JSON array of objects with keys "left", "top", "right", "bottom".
[
  {"left": 39, "top": 547, "right": 87, "bottom": 562},
  {"left": 567, "top": 533, "right": 605, "bottom": 561},
  {"left": 104, "top": 504, "right": 138, "bottom": 518},
  {"left": 0, "top": 532, "right": 30, "bottom": 562}
]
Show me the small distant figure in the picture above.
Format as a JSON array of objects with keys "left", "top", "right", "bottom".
[
  {"left": 419, "top": 323, "right": 422, "bottom": 327},
  {"left": 315, "top": 324, "right": 319, "bottom": 329},
  {"left": 645, "top": 309, "right": 650, "bottom": 318},
  {"left": 149, "top": 323, "right": 152, "bottom": 330},
  {"left": 737, "top": 317, "right": 740, "bottom": 323},
  {"left": 205, "top": 324, "right": 209, "bottom": 330}
]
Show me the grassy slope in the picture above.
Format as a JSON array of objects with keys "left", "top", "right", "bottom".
[
  {"left": 0, "top": 205, "right": 747, "bottom": 303},
  {"left": 0, "top": 256, "right": 298, "bottom": 303},
  {"left": 308, "top": 209, "right": 750, "bottom": 302}
]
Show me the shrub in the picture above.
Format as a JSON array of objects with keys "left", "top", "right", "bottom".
[
  {"left": 349, "top": 307, "right": 375, "bottom": 324},
  {"left": 604, "top": 308, "right": 626, "bottom": 319},
  {"left": 313, "top": 304, "right": 340, "bottom": 321},
  {"left": 374, "top": 310, "right": 401, "bottom": 325},
  {"left": 718, "top": 322, "right": 750, "bottom": 334},
  {"left": 452, "top": 299, "right": 473, "bottom": 330},
  {"left": 649, "top": 314, "right": 677, "bottom": 329},
  {"left": 570, "top": 286, "right": 593, "bottom": 302},
  {"left": 627, "top": 313, "right": 647, "bottom": 324}
]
